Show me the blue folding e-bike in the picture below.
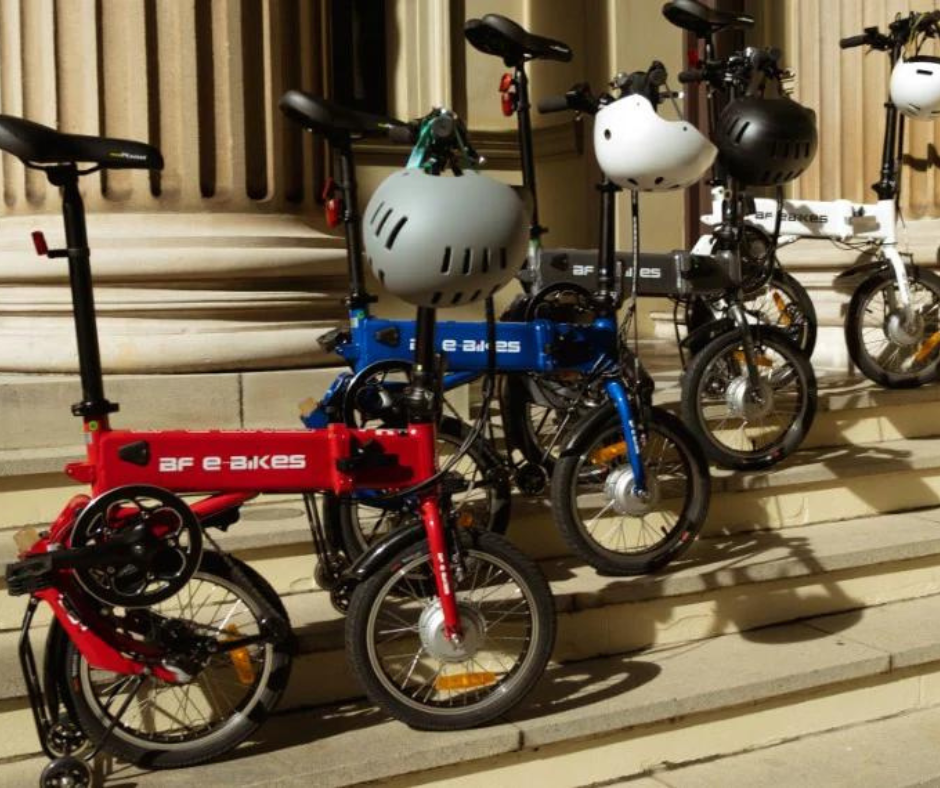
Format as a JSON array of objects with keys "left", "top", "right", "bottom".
[{"left": 279, "top": 17, "right": 710, "bottom": 576}]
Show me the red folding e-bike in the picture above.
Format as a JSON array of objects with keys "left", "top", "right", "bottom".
[{"left": 2, "top": 112, "right": 555, "bottom": 786}]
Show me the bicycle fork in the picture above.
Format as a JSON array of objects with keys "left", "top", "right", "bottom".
[
  {"left": 604, "top": 378, "right": 647, "bottom": 495},
  {"left": 420, "top": 494, "right": 464, "bottom": 640}
]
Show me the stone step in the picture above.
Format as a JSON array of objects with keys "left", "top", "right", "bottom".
[
  {"left": 5, "top": 593, "right": 940, "bottom": 787},
  {"left": 3, "top": 431, "right": 940, "bottom": 635},
  {"left": 5, "top": 427, "right": 940, "bottom": 620},
  {"left": 611, "top": 703, "right": 940, "bottom": 787},
  {"left": 2, "top": 507, "right": 940, "bottom": 757},
  {"left": 2, "top": 371, "right": 940, "bottom": 538}
]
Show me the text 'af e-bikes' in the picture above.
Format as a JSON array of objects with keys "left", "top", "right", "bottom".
[
  {"left": 0, "top": 113, "right": 555, "bottom": 787},
  {"left": 283, "top": 15, "right": 710, "bottom": 579}
]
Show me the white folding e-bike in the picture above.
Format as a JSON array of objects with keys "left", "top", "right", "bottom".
[{"left": 702, "top": 10, "right": 940, "bottom": 388}]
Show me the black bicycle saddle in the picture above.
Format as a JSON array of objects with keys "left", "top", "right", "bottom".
[
  {"left": 662, "top": 0, "right": 754, "bottom": 37},
  {"left": 279, "top": 91, "right": 406, "bottom": 141},
  {"left": 465, "top": 14, "right": 573, "bottom": 66},
  {"left": 0, "top": 116, "right": 162, "bottom": 170}
]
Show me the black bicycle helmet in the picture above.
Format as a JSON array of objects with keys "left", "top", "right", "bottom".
[{"left": 715, "top": 96, "right": 818, "bottom": 186}]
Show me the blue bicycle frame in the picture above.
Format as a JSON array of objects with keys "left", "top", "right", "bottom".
[{"left": 303, "top": 106, "right": 647, "bottom": 494}]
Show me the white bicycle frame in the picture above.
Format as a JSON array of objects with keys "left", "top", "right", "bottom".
[{"left": 698, "top": 187, "right": 914, "bottom": 309}]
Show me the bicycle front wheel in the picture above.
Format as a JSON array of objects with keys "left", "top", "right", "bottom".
[
  {"left": 346, "top": 529, "right": 555, "bottom": 730},
  {"left": 552, "top": 405, "right": 710, "bottom": 575}
]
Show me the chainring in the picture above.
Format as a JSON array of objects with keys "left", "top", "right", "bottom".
[{"left": 69, "top": 485, "right": 202, "bottom": 608}]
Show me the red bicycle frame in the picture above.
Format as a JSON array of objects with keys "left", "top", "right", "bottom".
[
  {"left": 21, "top": 412, "right": 464, "bottom": 680},
  {"left": 13, "top": 160, "right": 464, "bottom": 685}
]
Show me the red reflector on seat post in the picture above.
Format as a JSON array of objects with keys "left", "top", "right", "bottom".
[{"left": 31, "top": 231, "right": 48, "bottom": 256}]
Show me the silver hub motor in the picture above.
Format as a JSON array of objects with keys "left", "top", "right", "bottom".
[
  {"left": 725, "top": 376, "right": 774, "bottom": 420},
  {"left": 884, "top": 309, "right": 924, "bottom": 347},
  {"left": 604, "top": 466, "right": 660, "bottom": 517},
  {"left": 418, "top": 600, "right": 485, "bottom": 662}
]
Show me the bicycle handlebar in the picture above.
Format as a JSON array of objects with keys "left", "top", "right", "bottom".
[
  {"left": 841, "top": 12, "right": 940, "bottom": 54},
  {"left": 536, "top": 83, "right": 600, "bottom": 116},
  {"left": 839, "top": 34, "right": 868, "bottom": 50},
  {"left": 537, "top": 94, "right": 572, "bottom": 114},
  {"left": 678, "top": 69, "right": 705, "bottom": 84}
]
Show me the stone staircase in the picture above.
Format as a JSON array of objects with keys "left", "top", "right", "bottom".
[{"left": 4, "top": 362, "right": 940, "bottom": 785}]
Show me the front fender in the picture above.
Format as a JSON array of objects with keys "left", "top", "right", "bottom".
[
  {"left": 681, "top": 316, "right": 736, "bottom": 357},
  {"left": 559, "top": 401, "right": 620, "bottom": 459},
  {"left": 345, "top": 519, "right": 427, "bottom": 585},
  {"left": 833, "top": 259, "right": 891, "bottom": 283}
]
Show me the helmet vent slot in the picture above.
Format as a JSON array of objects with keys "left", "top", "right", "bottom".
[
  {"left": 916, "top": 69, "right": 933, "bottom": 76},
  {"left": 470, "top": 289, "right": 481, "bottom": 302},
  {"left": 431, "top": 291, "right": 442, "bottom": 305},
  {"left": 440, "top": 246, "right": 453, "bottom": 273},
  {"left": 654, "top": 176, "right": 664, "bottom": 186},
  {"left": 734, "top": 121, "right": 750, "bottom": 144},
  {"left": 462, "top": 248, "right": 473, "bottom": 275},
  {"left": 378, "top": 269, "right": 386, "bottom": 284},
  {"left": 385, "top": 217, "right": 408, "bottom": 250},
  {"left": 482, "top": 248, "right": 491, "bottom": 273},
  {"left": 370, "top": 201, "right": 386, "bottom": 225},
  {"left": 489, "top": 284, "right": 500, "bottom": 298},
  {"left": 451, "top": 291, "right": 463, "bottom": 305},
  {"left": 627, "top": 178, "right": 639, "bottom": 187},
  {"left": 376, "top": 208, "right": 394, "bottom": 235}
]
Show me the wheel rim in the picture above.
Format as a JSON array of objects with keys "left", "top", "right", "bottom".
[
  {"left": 694, "top": 338, "right": 806, "bottom": 458},
  {"left": 745, "top": 281, "right": 811, "bottom": 350},
  {"left": 569, "top": 421, "right": 692, "bottom": 556},
  {"left": 77, "top": 570, "right": 275, "bottom": 751},
  {"left": 519, "top": 374, "right": 599, "bottom": 464},
  {"left": 348, "top": 430, "right": 498, "bottom": 551},
  {"left": 858, "top": 279, "right": 940, "bottom": 376},
  {"left": 364, "top": 548, "right": 539, "bottom": 715}
]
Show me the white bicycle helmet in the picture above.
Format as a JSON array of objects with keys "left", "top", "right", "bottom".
[
  {"left": 594, "top": 94, "right": 716, "bottom": 191},
  {"left": 890, "top": 56, "right": 940, "bottom": 119},
  {"left": 364, "top": 169, "right": 528, "bottom": 308}
]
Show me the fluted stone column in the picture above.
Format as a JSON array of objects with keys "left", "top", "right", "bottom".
[{"left": 0, "top": 0, "right": 345, "bottom": 373}]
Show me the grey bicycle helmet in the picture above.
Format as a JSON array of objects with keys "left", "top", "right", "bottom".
[
  {"left": 715, "top": 96, "right": 817, "bottom": 186},
  {"left": 364, "top": 169, "right": 528, "bottom": 308}
]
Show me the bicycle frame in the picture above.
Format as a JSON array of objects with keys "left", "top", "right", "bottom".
[
  {"left": 309, "top": 78, "right": 647, "bottom": 493},
  {"left": 701, "top": 191, "right": 912, "bottom": 306},
  {"left": 699, "top": 25, "right": 915, "bottom": 310},
  {"left": 10, "top": 162, "right": 466, "bottom": 706}
]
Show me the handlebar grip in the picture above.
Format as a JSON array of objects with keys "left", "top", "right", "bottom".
[
  {"left": 648, "top": 61, "right": 668, "bottom": 87},
  {"left": 839, "top": 34, "right": 868, "bottom": 49},
  {"left": 537, "top": 94, "right": 572, "bottom": 114},
  {"left": 387, "top": 124, "right": 417, "bottom": 144},
  {"left": 678, "top": 69, "right": 705, "bottom": 84}
]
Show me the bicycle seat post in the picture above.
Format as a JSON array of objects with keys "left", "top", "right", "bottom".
[
  {"left": 405, "top": 306, "right": 438, "bottom": 424},
  {"left": 46, "top": 164, "right": 118, "bottom": 421},
  {"left": 334, "top": 139, "right": 374, "bottom": 310},
  {"left": 595, "top": 176, "right": 621, "bottom": 311},
  {"left": 513, "top": 62, "right": 544, "bottom": 243}
]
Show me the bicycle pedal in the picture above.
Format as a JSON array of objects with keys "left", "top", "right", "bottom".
[{"left": 5, "top": 554, "right": 54, "bottom": 596}]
